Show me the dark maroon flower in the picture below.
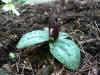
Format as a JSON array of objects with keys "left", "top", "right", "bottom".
[
  {"left": 49, "top": 13, "right": 59, "bottom": 41},
  {"left": 51, "top": 22, "right": 59, "bottom": 41}
]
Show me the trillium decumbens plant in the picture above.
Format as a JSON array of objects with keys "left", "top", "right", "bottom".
[{"left": 17, "top": 26, "right": 80, "bottom": 70}]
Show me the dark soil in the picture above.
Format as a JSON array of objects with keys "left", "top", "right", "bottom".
[{"left": 0, "top": 1, "right": 100, "bottom": 75}]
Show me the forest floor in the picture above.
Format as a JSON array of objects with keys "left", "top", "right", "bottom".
[{"left": 0, "top": 1, "right": 100, "bottom": 75}]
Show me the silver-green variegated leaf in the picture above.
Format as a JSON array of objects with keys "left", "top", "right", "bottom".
[
  {"left": 49, "top": 39, "right": 80, "bottom": 70},
  {"left": 59, "top": 32, "right": 69, "bottom": 39},
  {"left": 17, "top": 30, "right": 49, "bottom": 48}
]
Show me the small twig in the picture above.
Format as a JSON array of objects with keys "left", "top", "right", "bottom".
[
  {"left": 79, "top": 66, "right": 96, "bottom": 72},
  {"left": 94, "top": 21, "right": 100, "bottom": 33},
  {"left": 91, "top": 21, "right": 100, "bottom": 40},
  {"left": 57, "top": 66, "right": 65, "bottom": 75},
  {"left": 16, "top": 62, "right": 19, "bottom": 72},
  {"left": 79, "top": 38, "right": 97, "bottom": 44}
]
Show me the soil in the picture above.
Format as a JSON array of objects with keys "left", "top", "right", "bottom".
[{"left": 0, "top": 1, "right": 100, "bottom": 75}]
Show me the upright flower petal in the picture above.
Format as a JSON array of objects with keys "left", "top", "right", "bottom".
[
  {"left": 51, "top": 22, "right": 59, "bottom": 41},
  {"left": 49, "top": 13, "right": 59, "bottom": 41}
]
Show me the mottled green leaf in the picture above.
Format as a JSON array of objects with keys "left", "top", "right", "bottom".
[
  {"left": 43, "top": 27, "right": 49, "bottom": 32},
  {"left": 49, "top": 39, "right": 80, "bottom": 70},
  {"left": 59, "top": 32, "right": 69, "bottom": 39},
  {"left": 17, "top": 30, "right": 49, "bottom": 48}
]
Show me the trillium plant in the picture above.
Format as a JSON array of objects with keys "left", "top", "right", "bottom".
[
  {"left": 2, "top": 0, "right": 20, "bottom": 16},
  {"left": 17, "top": 15, "right": 80, "bottom": 70}
]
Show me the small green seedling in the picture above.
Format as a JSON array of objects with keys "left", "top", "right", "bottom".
[
  {"left": 9, "top": 52, "right": 16, "bottom": 59},
  {"left": 17, "top": 14, "right": 80, "bottom": 70},
  {"left": 2, "top": 0, "right": 20, "bottom": 16}
]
